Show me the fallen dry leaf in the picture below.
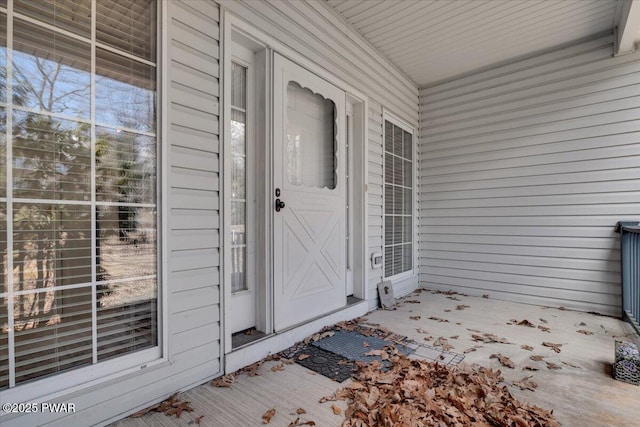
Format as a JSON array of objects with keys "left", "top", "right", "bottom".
[
  {"left": 331, "top": 404, "right": 341, "bottom": 415},
  {"left": 136, "top": 393, "right": 195, "bottom": 419},
  {"left": 546, "top": 362, "right": 562, "bottom": 370},
  {"left": 512, "top": 376, "right": 538, "bottom": 391},
  {"left": 562, "top": 361, "right": 581, "bottom": 369},
  {"left": 471, "top": 332, "right": 511, "bottom": 344},
  {"left": 270, "top": 363, "right": 285, "bottom": 372},
  {"left": 409, "top": 315, "right": 421, "bottom": 320},
  {"left": 333, "top": 353, "right": 557, "bottom": 426},
  {"left": 242, "top": 361, "right": 263, "bottom": 376},
  {"left": 482, "top": 294, "right": 489, "bottom": 298},
  {"left": 364, "top": 349, "right": 384, "bottom": 357},
  {"left": 490, "top": 353, "right": 515, "bottom": 368},
  {"left": 450, "top": 335, "right": 459, "bottom": 339},
  {"left": 288, "top": 419, "right": 315, "bottom": 427},
  {"left": 416, "top": 328, "right": 428, "bottom": 334},
  {"left": 298, "top": 354, "right": 310, "bottom": 361},
  {"left": 520, "top": 345, "right": 534, "bottom": 351},
  {"left": 194, "top": 414, "right": 205, "bottom": 425},
  {"left": 542, "top": 342, "right": 563, "bottom": 353},
  {"left": 404, "top": 299, "right": 421, "bottom": 304},
  {"left": 433, "top": 337, "right": 454, "bottom": 351},
  {"left": 211, "top": 374, "right": 235, "bottom": 388},
  {"left": 530, "top": 355, "right": 546, "bottom": 362},
  {"left": 296, "top": 408, "right": 306, "bottom": 415},
  {"left": 444, "top": 309, "right": 452, "bottom": 312},
  {"left": 538, "top": 325, "right": 551, "bottom": 333},
  {"left": 464, "top": 345, "right": 482, "bottom": 354},
  {"left": 456, "top": 305, "right": 471, "bottom": 311},
  {"left": 579, "top": 321, "right": 587, "bottom": 326},
  {"left": 428, "top": 316, "right": 449, "bottom": 323},
  {"left": 510, "top": 319, "right": 535, "bottom": 328},
  {"left": 540, "top": 318, "right": 548, "bottom": 324},
  {"left": 576, "top": 330, "right": 594, "bottom": 335},
  {"left": 446, "top": 296, "right": 462, "bottom": 301},
  {"left": 523, "top": 365, "right": 539, "bottom": 371},
  {"left": 262, "top": 408, "right": 276, "bottom": 424}
]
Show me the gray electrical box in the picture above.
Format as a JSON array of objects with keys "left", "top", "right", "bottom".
[{"left": 371, "top": 252, "right": 382, "bottom": 269}]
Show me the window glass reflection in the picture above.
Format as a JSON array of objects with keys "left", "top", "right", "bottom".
[
  {"left": 14, "top": 286, "right": 93, "bottom": 384},
  {"left": 0, "top": 202, "right": 6, "bottom": 294},
  {"left": 0, "top": 107, "right": 5, "bottom": 198},
  {"left": 13, "top": 111, "right": 91, "bottom": 201},
  {"left": 0, "top": 13, "right": 6, "bottom": 104},
  {"left": 0, "top": 302, "right": 8, "bottom": 389},
  {"left": 13, "top": 203, "right": 92, "bottom": 292},
  {"left": 97, "top": 278, "right": 157, "bottom": 361},
  {"left": 97, "top": 0, "right": 156, "bottom": 62},
  {"left": 96, "top": 48, "right": 156, "bottom": 132},
  {"left": 14, "top": 0, "right": 91, "bottom": 38},
  {"left": 96, "top": 205, "right": 156, "bottom": 282},
  {"left": 95, "top": 127, "right": 156, "bottom": 204},
  {"left": 12, "top": 18, "right": 90, "bottom": 119}
]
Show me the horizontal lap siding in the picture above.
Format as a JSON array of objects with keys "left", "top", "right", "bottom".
[
  {"left": 220, "top": 0, "right": 419, "bottom": 308},
  {"left": 418, "top": 34, "right": 640, "bottom": 316},
  {"left": 166, "top": 0, "right": 221, "bottom": 375},
  {"left": 368, "top": 102, "right": 384, "bottom": 309}
]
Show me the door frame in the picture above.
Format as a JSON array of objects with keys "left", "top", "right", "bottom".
[{"left": 221, "top": 11, "right": 369, "bottom": 356}]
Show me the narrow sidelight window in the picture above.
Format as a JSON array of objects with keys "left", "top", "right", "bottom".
[
  {"left": 383, "top": 118, "right": 413, "bottom": 278},
  {"left": 230, "top": 62, "right": 247, "bottom": 293}
]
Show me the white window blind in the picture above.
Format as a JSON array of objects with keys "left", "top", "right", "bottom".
[
  {"left": 384, "top": 119, "right": 413, "bottom": 278},
  {"left": 0, "top": 0, "right": 158, "bottom": 389}
]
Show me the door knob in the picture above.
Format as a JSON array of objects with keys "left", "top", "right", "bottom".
[{"left": 275, "top": 198, "right": 285, "bottom": 212}]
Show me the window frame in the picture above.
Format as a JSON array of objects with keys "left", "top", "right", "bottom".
[
  {"left": 382, "top": 112, "right": 416, "bottom": 282},
  {"left": 0, "top": 0, "right": 166, "bottom": 403}
]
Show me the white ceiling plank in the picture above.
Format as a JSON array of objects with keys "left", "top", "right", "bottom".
[
  {"left": 338, "top": 0, "right": 384, "bottom": 19},
  {"left": 399, "top": 3, "right": 615, "bottom": 73},
  {"left": 353, "top": 1, "right": 430, "bottom": 33},
  {"left": 327, "top": 0, "right": 620, "bottom": 86},
  {"left": 372, "top": 1, "right": 483, "bottom": 50},
  {"left": 386, "top": 0, "right": 578, "bottom": 61},
  {"left": 616, "top": 0, "right": 640, "bottom": 54}
]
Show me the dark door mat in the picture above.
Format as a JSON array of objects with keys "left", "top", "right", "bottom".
[
  {"left": 312, "top": 330, "right": 415, "bottom": 363},
  {"left": 293, "top": 346, "right": 357, "bottom": 382}
]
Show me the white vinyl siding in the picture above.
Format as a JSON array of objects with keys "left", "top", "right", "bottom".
[
  {"left": 367, "top": 101, "right": 385, "bottom": 306},
  {"left": 419, "top": 34, "right": 640, "bottom": 316}
]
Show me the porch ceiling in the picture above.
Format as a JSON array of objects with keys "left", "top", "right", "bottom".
[{"left": 326, "top": 0, "right": 630, "bottom": 87}]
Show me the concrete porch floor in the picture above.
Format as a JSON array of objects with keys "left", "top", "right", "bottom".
[{"left": 112, "top": 291, "right": 640, "bottom": 427}]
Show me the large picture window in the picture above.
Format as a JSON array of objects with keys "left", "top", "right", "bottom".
[
  {"left": 0, "top": 0, "right": 158, "bottom": 389},
  {"left": 384, "top": 117, "right": 413, "bottom": 278}
]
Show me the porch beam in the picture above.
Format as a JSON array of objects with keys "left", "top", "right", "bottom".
[{"left": 616, "top": 0, "right": 640, "bottom": 55}]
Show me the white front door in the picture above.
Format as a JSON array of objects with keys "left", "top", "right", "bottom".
[{"left": 272, "top": 53, "right": 347, "bottom": 330}]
